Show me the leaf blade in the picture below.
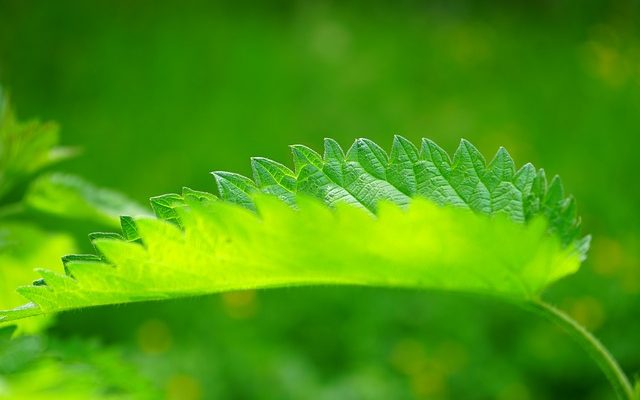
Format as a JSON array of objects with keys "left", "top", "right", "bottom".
[{"left": 0, "top": 137, "right": 587, "bottom": 322}]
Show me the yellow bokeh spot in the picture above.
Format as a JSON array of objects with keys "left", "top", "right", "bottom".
[
  {"left": 166, "top": 374, "right": 202, "bottom": 400},
  {"left": 448, "top": 24, "right": 492, "bottom": 67},
  {"left": 621, "top": 269, "right": 640, "bottom": 294},
  {"left": 390, "top": 338, "right": 453, "bottom": 398},
  {"left": 591, "top": 237, "right": 624, "bottom": 276},
  {"left": 411, "top": 367, "right": 446, "bottom": 399},
  {"left": 566, "top": 297, "right": 605, "bottom": 331},
  {"left": 586, "top": 41, "right": 628, "bottom": 87},
  {"left": 497, "top": 382, "right": 531, "bottom": 400},
  {"left": 582, "top": 24, "right": 640, "bottom": 88},
  {"left": 221, "top": 290, "right": 258, "bottom": 319},
  {"left": 434, "top": 341, "right": 468, "bottom": 374},
  {"left": 137, "top": 319, "right": 172, "bottom": 354},
  {"left": 390, "top": 338, "right": 427, "bottom": 375}
]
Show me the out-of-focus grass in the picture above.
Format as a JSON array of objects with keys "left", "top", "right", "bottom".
[{"left": 1, "top": 1, "right": 639, "bottom": 398}]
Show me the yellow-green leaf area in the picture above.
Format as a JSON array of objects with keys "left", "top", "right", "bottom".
[{"left": 1, "top": 194, "right": 581, "bottom": 321}]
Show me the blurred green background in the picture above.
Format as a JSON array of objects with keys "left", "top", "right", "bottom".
[{"left": 1, "top": 0, "right": 639, "bottom": 398}]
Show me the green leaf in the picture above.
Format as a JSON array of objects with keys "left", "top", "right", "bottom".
[
  {"left": 0, "top": 331, "right": 160, "bottom": 399},
  {"left": 25, "top": 173, "right": 150, "bottom": 228},
  {"left": 250, "top": 157, "right": 296, "bottom": 205},
  {"left": 0, "top": 137, "right": 587, "bottom": 322},
  {"left": 211, "top": 171, "right": 257, "bottom": 211},
  {"left": 0, "top": 89, "right": 76, "bottom": 202},
  {"left": 0, "top": 223, "right": 76, "bottom": 333}
]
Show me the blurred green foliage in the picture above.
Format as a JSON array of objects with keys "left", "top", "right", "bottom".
[{"left": 0, "top": 0, "right": 639, "bottom": 399}]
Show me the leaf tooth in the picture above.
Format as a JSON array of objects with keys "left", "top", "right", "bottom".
[
  {"left": 390, "top": 135, "right": 419, "bottom": 164},
  {"left": 250, "top": 157, "right": 295, "bottom": 189},
  {"left": 556, "top": 195, "right": 580, "bottom": 245},
  {"left": 514, "top": 163, "right": 536, "bottom": 195},
  {"left": 120, "top": 216, "right": 141, "bottom": 242},
  {"left": 418, "top": 138, "right": 471, "bottom": 207},
  {"left": 211, "top": 171, "right": 256, "bottom": 194},
  {"left": 561, "top": 195, "right": 577, "bottom": 221},
  {"left": 385, "top": 135, "right": 420, "bottom": 196},
  {"left": 346, "top": 137, "right": 389, "bottom": 180},
  {"left": 290, "top": 144, "right": 323, "bottom": 172},
  {"left": 14, "top": 287, "right": 57, "bottom": 312},
  {"left": 454, "top": 139, "right": 487, "bottom": 171},
  {"left": 533, "top": 168, "right": 547, "bottom": 197},
  {"left": 64, "top": 261, "right": 118, "bottom": 289},
  {"left": 250, "top": 157, "right": 297, "bottom": 206},
  {"left": 319, "top": 138, "right": 347, "bottom": 186},
  {"left": 487, "top": 147, "right": 516, "bottom": 183},
  {"left": 36, "top": 268, "right": 77, "bottom": 289},
  {"left": 576, "top": 235, "right": 591, "bottom": 261},
  {"left": 150, "top": 193, "right": 184, "bottom": 225},
  {"left": 449, "top": 139, "right": 489, "bottom": 207},
  {"left": 544, "top": 175, "right": 565, "bottom": 207},
  {"left": 181, "top": 187, "right": 217, "bottom": 205},
  {"left": 61, "top": 254, "right": 104, "bottom": 276},
  {"left": 211, "top": 171, "right": 257, "bottom": 211},
  {"left": 420, "top": 138, "right": 452, "bottom": 171},
  {"left": 93, "top": 239, "right": 148, "bottom": 278},
  {"left": 323, "top": 138, "right": 346, "bottom": 161},
  {"left": 89, "top": 232, "right": 123, "bottom": 242},
  {"left": 88, "top": 232, "right": 125, "bottom": 254}
]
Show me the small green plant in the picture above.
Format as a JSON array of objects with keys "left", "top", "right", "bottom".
[
  {"left": 0, "top": 136, "right": 636, "bottom": 398},
  {"left": 0, "top": 89, "right": 146, "bottom": 331},
  {"left": 0, "top": 88, "right": 159, "bottom": 397}
]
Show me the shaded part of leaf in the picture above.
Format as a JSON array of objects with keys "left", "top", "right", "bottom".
[
  {"left": 120, "top": 216, "right": 141, "bottom": 242},
  {"left": 290, "top": 144, "right": 323, "bottom": 172},
  {"left": 544, "top": 175, "right": 565, "bottom": 207},
  {"left": 514, "top": 163, "right": 536, "bottom": 191},
  {"left": 251, "top": 158, "right": 296, "bottom": 189},
  {"left": 296, "top": 164, "right": 363, "bottom": 209},
  {"left": 323, "top": 138, "right": 409, "bottom": 213},
  {"left": 184, "top": 136, "right": 581, "bottom": 248},
  {"left": 251, "top": 157, "right": 296, "bottom": 206},
  {"left": 322, "top": 138, "right": 347, "bottom": 186},
  {"left": 346, "top": 138, "right": 389, "bottom": 180},
  {"left": 451, "top": 139, "right": 491, "bottom": 214},
  {"left": 211, "top": 171, "right": 257, "bottom": 211},
  {"left": 418, "top": 138, "right": 467, "bottom": 207},
  {"left": 514, "top": 163, "right": 536, "bottom": 213},
  {"left": 526, "top": 168, "right": 547, "bottom": 219},
  {"left": 387, "top": 135, "right": 420, "bottom": 196},
  {"left": 486, "top": 147, "right": 516, "bottom": 191},
  {"left": 150, "top": 193, "right": 184, "bottom": 226},
  {"left": 556, "top": 196, "right": 580, "bottom": 246},
  {"left": 89, "top": 232, "right": 125, "bottom": 256},
  {"left": 542, "top": 176, "right": 565, "bottom": 239},
  {"left": 182, "top": 187, "right": 217, "bottom": 204},
  {"left": 489, "top": 183, "right": 524, "bottom": 222},
  {"left": 89, "top": 232, "right": 124, "bottom": 242}
]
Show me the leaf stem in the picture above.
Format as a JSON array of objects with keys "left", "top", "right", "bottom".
[{"left": 529, "top": 300, "right": 635, "bottom": 400}]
